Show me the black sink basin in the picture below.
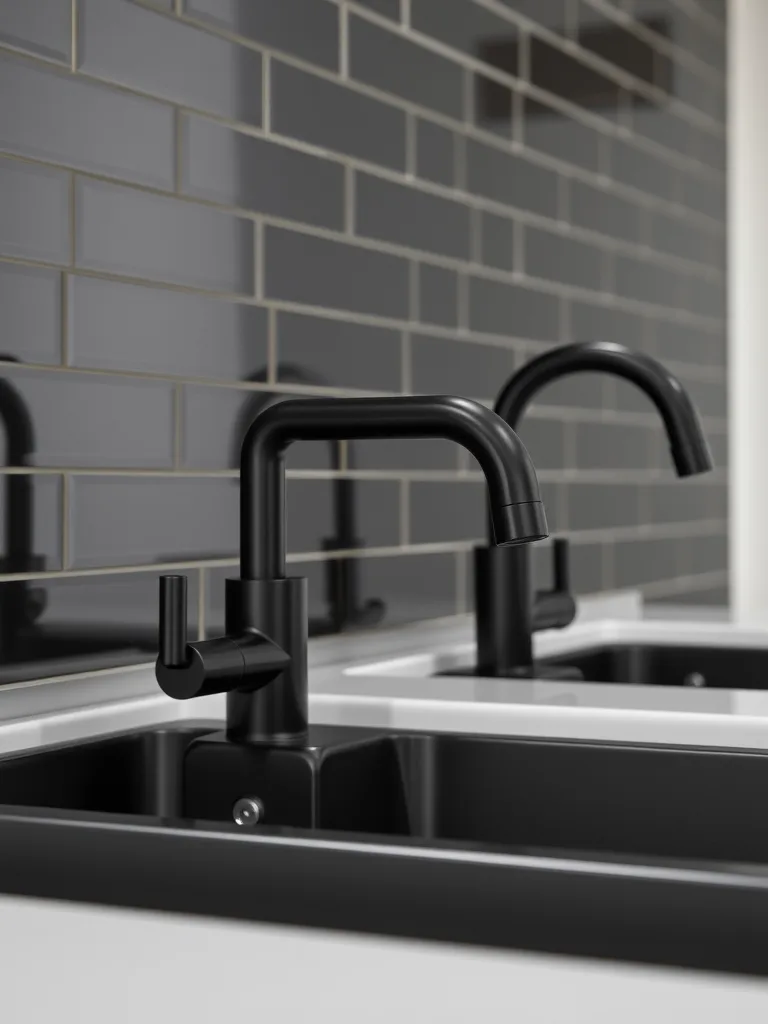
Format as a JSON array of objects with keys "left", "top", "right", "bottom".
[
  {"left": 2, "top": 720, "right": 768, "bottom": 867},
  {"left": 5, "top": 721, "right": 768, "bottom": 976},
  {"left": 539, "top": 643, "right": 768, "bottom": 689}
]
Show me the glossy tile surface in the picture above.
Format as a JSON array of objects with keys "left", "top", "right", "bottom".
[
  {"left": 75, "top": 178, "right": 255, "bottom": 293},
  {"left": 0, "top": 52, "right": 174, "bottom": 188},
  {"left": 0, "top": 0, "right": 729, "bottom": 682}
]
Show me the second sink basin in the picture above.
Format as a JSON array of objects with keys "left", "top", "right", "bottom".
[{"left": 540, "top": 643, "right": 768, "bottom": 689}]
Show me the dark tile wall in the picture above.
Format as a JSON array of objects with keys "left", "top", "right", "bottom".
[{"left": 0, "top": 0, "right": 727, "bottom": 683}]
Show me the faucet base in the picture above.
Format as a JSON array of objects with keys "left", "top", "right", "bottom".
[{"left": 225, "top": 576, "right": 308, "bottom": 745}]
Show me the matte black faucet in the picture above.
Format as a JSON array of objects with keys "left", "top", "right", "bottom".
[
  {"left": 234, "top": 365, "right": 385, "bottom": 636},
  {"left": 156, "top": 395, "right": 547, "bottom": 745},
  {"left": 474, "top": 341, "right": 714, "bottom": 678}
]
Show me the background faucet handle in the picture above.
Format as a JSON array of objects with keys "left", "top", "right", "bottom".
[
  {"left": 159, "top": 574, "right": 189, "bottom": 668},
  {"left": 552, "top": 538, "right": 570, "bottom": 594}
]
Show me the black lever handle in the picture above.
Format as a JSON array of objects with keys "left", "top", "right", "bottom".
[
  {"left": 159, "top": 574, "right": 189, "bottom": 668},
  {"left": 552, "top": 538, "right": 570, "bottom": 593}
]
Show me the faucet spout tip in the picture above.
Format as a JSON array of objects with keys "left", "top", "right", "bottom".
[
  {"left": 493, "top": 500, "right": 549, "bottom": 547},
  {"left": 672, "top": 436, "right": 715, "bottom": 478}
]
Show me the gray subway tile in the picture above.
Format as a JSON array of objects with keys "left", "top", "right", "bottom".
[
  {"left": 648, "top": 481, "right": 727, "bottom": 526},
  {"left": 271, "top": 59, "right": 406, "bottom": 171},
  {"left": 78, "top": 0, "right": 262, "bottom": 125},
  {"left": 69, "top": 276, "right": 268, "bottom": 380},
  {"left": 265, "top": 226, "right": 409, "bottom": 319},
  {"left": 411, "top": 0, "right": 518, "bottom": 72},
  {"left": 466, "top": 138, "right": 559, "bottom": 217},
  {"left": 479, "top": 212, "right": 515, "bottom": 271},
  {"left": 574, "top": 421, "right": 651, "bottom": 471},
  {"left": 354, "top": 0, "right": 400, "bottom": 19},
  {"left": 679, "top": 533, "right": 728, "bottom": 577},
  {"left": 515, "top": 417, "right": 565, "bottom": 471},
  {"left": 497, "top": 0, "right": 567, "bottom": 33},
  {"left": 652, "top": 318, "right": 717, "bottom": 366},
  {"left": 70, "top": 476, "right": 239, "bottom": 568},
  {"left": 612, "top": 139, "right": 679, "bottom": 204},
  {"left": 411, "top": 334, "right": 516, "bottom": 399},
  {"left": 354, "top": 550, "right": 459, "bottom": 627},
  {"left": 615, "top": 536, "right": 682, "bottom": 588},
  {"left": 355, "top": 173, "right": 470, "bottom": 260},
  {"left": 0, "top": 474, "right": 62, "bottom": 571},
  {"left": 418, "top": 264, "right": 459, "bottom": 327},
  {"left": 352, "top": 438, "right": 459, "bottom": 472},
  {"left": 567, "top": 482, "right": 640, "bottom": 531},
  {"left": 0, "top": 157, "right": 69, "bottom": 264},
  {"left": 570, "top": 298, "right": 648, "bottom": 349},
  {"left": 524, "top": 96, "right": 601, "bottom": 172},
  {"left": 416, "top": 119, "right": 456, "bottom": 188},
  {"left": 0, "top": 367, "right": 174, "bottom": 468},
  {"left": 614, "top": 253, "right": 681, "bottom": 309},
  {"left": 75, "top": 178, "right": 255, "bottom": 293},
  {"left": 683, "top": 273, "right": 726, "bottom": 322},
  {"left": 349, "top": 14, "right": 464, "bottom": 120},
  {"left": 287, "top": 479, "right": 400, "bottom": 553},
  {"left": 472, "top": 70, "right": 514, "bottom": 139},
  {"left": 276, "top": 311, "right": 401, "bottom": 392},
  {"left": 0, "top": 52, "right": 174, "bottom": 189},
  {"left": 530, "top": 35, "right": 621, "bottom": 120},
  {"left": 0, "top": 0, "right": 71, "bottom": 62},
  {"left": 525, "top": 226, "right": 604, "bottom": 292},
  {"left": 569, "top": 541, "right": 606, "bottom": 596},
  {"left": 569, "top": 180, "right": 642, "bottom": 243},
  {"left": 181, "top": 115, "right": 345, "bottom": 230},
  {"left": 183, "top": 0, "right": 339, "bottom": 71},
  {"left": 469, "top": 277, "right": 559, "bottom": 340},
  {"left": 530, "top": 370, "right": 606, "bottom": 411},
  {"left": 0, "top": 264, "right": 62, "bottom": 365},
  {"left": 410, "top": 480, "right": 485, "bottom": 544}
]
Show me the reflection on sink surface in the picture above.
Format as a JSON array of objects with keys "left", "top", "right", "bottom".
[
  {"left": 4, "top": 721, "right": 768, "bottom": 868},
  {"left": 540, "top": 644, "right": 768, "bottom": 690}
]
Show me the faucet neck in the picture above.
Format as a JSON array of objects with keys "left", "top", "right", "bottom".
[{"left": 240, "top": 395, "right": 547, "bottom": 580}]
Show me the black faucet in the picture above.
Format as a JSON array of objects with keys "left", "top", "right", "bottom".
[
  {"left": 234, "top": 365, "right": 385, "bottom": 636},
  {"left": 474, "top": 341, "right": 714, "bottom": 678},
  {"left": 156, "top": 395, "right": 547, "bottom": 745}
]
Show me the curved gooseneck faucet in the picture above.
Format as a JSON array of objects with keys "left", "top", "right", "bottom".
[
  {"left": 474, "top": 340, "right": 714, "bottom": 678},
  {"left": 157, "top": 395, "right": 547, "bottom": 744}
]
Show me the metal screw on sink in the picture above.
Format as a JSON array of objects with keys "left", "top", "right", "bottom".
[
  {"left": 232, "top": 797, "right": 264, "bottom": 827},
  {"left": 683, "top": 672, "right": 707, "bottom": 688}
]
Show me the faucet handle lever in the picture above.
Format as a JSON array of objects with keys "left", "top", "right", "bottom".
[
  {"left": 552, "top": 538, "right": 570, "bottom": 593},
  {"left": 159, "top": 574, "right": 189, "bottom": 668}
]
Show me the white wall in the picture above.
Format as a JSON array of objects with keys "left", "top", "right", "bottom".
[{"left": 728, "top": 0, "right": 768, "bottom": 620}]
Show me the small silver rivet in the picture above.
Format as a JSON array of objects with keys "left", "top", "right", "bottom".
[
  {"left": 683, "top": 672, "right": 707, "bottom": 688},
  {"left": 232, "top": 796, "right": 264, "bottom": 827}
]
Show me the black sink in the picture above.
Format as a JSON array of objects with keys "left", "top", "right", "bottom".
[
  {"left": 3, "top": 720, "right": 768, "bottom": 867},
  {"left": 5, "top": 720, "right": 768, "bottom": 976},
  {"left": 539, "top": 643, "right": 768, "bottom": 689}
]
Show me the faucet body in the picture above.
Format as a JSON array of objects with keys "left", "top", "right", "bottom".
[
  {"left": 157, "top": 395, "right": 547, "bottom": 744},
  {"left": 475, "top": 341, "right": 714, "bottom": 678}
]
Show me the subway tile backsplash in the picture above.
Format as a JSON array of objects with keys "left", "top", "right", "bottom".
[{"left": 0, "top": 0, "right": 727, "bottom": 683}]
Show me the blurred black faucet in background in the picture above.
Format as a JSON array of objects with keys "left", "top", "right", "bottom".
[
  {"left": 474, "top": 341, "right": 714, "bottom": 678},
  {"left": 234, "top": 366, "right": 385, "bottom": 636},
  {"left": 0, "top": 367, "right": 46, "bottom": 660}
]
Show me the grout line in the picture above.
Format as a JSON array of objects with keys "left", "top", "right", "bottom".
[
  {"left": 174, "top": 108, "right": 183, "bottom": 193},
  {"left": 405, "top": 111, "right": 417, "bottom": 178},
  {"left": 262, "top": 52, "right": 271, "bottom": 133},
  {"left": 68, "top": 173, "right": 77, "bottom": 268},
  {"left": 339, "top": 2, "right": 349, "bottom": 79},
  {"left": 172, "top": 384, "right": 182, "bottom": 469},
  {"left": 60, "top": 273, "right": 70, "bottom": 365},
  {"left": 70, "top": 0, "right": 77, "bottom": 72},
  {"left": 400, "top": 479, "right": 410, "bottom": 546},
  {"left": 61, "top": 474, "right": 71, "bottom": 570},
  {"left": 344, "top": 166, "right": 355, "bottom": 234},
  {"left": 254, "top": 220, "right": 264, "bottom": 300},
  {"left": 401, "top": 0, "right": 411, "bottom": 28},
  {"left": 401, "top": 330, "right": 412, "bottom": 394},
  {"left": 267, "top": 306, "right": 278, "bottom": 384},
  {"left": 0, "top": 526, "right": 730, "bottom": 585},
  {"left": 174, "top": 0, "right": 182, "bottom": 13}
]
